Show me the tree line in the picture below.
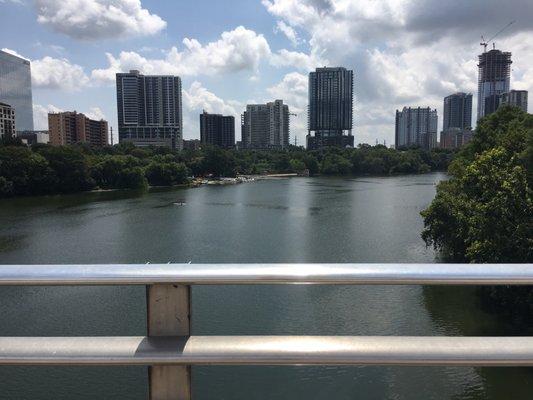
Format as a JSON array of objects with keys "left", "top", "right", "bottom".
[{"left": 0, "top": 138, "right": 453, "bottom": 197}]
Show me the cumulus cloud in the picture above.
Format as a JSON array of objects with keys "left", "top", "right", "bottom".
[
  {"left": 34, "top": 0, "right": 166, "bottom": 40},
  {"left": 33, "top": 104, "right": 108, "bottom": 130},
  {"left": 32, "top": 56, "right": 90, "bottom": 90},
  {"left": 267, "top": 72, "right": 308, "bottom": 144},
  {"left": 91, "top": 26, "right": 272, "bottom": 83},
  {"left": 33, "top": 104, "right": 63, "bottom": 130},
  {"left": 262, "top": 0, "right": 533, "bottom": 144},
  {"left": 275, "top": 21, "right": 300, "bottom": 47},
  {"left": 270, "top": 49, "right": 328, "bottom": 71},
  {"left": 181, "top": 81, "right": 243, "bottom": 139},
  {"left": 85, "top": 107, "right": 106, "bottom": 121}
]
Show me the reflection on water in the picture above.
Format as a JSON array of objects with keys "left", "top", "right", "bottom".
[{"left": 0, "top": 173, "right": 530, "bottom": 399}]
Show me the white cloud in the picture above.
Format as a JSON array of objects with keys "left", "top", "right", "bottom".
[
  {"left": 270, "top": 49, "right": 328, "bottom": 71},
  {"left": 32, "top": 56, "right": 90, "bottom": 90},
  {"left": 33, "top": 104, "right": 109, "bottom": 130},
  {"left": 91, "top": 26, "right": 272, "bottom": 83},
  {"left": 1, "top": 48, "right": 29, "bottom": 60},
  {"left": 267, "top": 72, "right": 308, "bottom": 144},
  {"left": 33, "top": 104, "right": 63, "bottom": 130},
  {"left": 85, "top": 107, "right": 106, "bottom": 121},
  {"left": 181, "top": 81, "right": 243, "bottom": 140},
  {"left": 34, "top": 0, "right": 166, "bottom": 40},
  {"left": 262, "top": 0, "right": 533, "bottom": 144},
  {"left": 275, "top": 21, "right": 300, "bottom": 47}
]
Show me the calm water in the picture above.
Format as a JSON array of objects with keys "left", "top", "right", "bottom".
[{"left": 0, "top": 173, "right": 531, "bottom": 399}]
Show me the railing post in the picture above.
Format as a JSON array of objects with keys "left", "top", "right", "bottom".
[{"left": 147, "top": 284, "right": 191, "bottom": 400}]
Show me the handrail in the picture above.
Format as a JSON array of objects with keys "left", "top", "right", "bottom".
[
  {"left": 0, "top": 263, "right": 533, "bottom": 285},
  {"left": 1, "top": 263, "right": 532, "bottom": 399},
  {"left": 1, "top": 336, "right": 533, "bottom": 366}
]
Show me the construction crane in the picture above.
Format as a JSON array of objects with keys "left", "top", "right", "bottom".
[{"left": 480, "top": 21, "right": 516, "bottom": 52}]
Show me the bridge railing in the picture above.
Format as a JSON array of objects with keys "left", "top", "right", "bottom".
[{"left": 0, "top": 263, "right": 532, "bottom": 400}]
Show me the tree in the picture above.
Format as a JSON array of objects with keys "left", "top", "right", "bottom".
[
  {"left": 35, "top": 146, "right": 94, "bottom": 193},
  {"left": 0, "top": 146, "right": 56, "bottom": 196},
  {"left": 421, "top": 106, "right": 533, "bottom": 315},
  {"left": 145, "top": 161, "right": 189, "bottom": 186}
]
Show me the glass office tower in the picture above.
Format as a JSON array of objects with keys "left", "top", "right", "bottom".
[{"left": 0, "top": 50, "right": 34, "bottom": 131}]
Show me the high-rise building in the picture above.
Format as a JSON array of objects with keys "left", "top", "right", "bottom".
[
  {"left": 440, "top": 128, "right": 473, "bottom": 150},
  {"left": 0, "top": 102, "right": 16, "bottom": 138},
  {"left": 500, "top": 90, "right": 528, "bottom": 113},
  {"left": 48, "top": 111, "right": 108, "bottom": 147},
  {"left": 307, "top": 67, "right": 354, "bottom": 150},
  {"left": 241, "top": 100, "right": 290, "bottom": 149},
  {"left": 200, "top": 111, "right": 235, "bottom": 149},
  {"left": 395, "top": 107, "right": 438, "bottom": 150},
  {"left": 0, "top": 50, "right": 34, "bottom": 131},
  {"left": 443, "top": 93, "right": 472, "bottom": 130},
  {"left": 116, "top": 70, "right": 183, "bottom": 149},
  {"left": 477, "top": 49, "right": 512, "bottom": 120}
]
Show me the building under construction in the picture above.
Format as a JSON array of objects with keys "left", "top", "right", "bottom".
[{"left": 477, "top": 49, "right": 512, "bottom": 121}]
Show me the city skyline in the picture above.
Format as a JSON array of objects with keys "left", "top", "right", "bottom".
[{"left": 1, "top": 0, "right": 533, "bottom": 147}]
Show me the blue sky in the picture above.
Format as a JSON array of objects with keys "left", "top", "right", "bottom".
[{"left": 1, "top": 0, "right": 532, "bottom": 145}]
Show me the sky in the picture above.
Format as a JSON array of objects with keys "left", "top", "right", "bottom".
[{"left": 1, "top": 0, "right": 532, "bottom": 146}]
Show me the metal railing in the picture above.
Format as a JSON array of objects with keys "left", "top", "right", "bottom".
[{"left": 1, "top": 263, "right": 532, "bottom": 400}]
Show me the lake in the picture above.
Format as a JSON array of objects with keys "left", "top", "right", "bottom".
[{"left": 0, "top": 173, "right": 530, "bottom": 399}]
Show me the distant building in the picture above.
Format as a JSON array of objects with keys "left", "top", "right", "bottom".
[
  {"left": 241, "top": 100, "right": 290, "bottom": 150},
  {"left": 0, "top": 102, "right": 16, "bottom": 138},
  {"left": 395, "top": 107, "right": 438, "bottom": 150},
  {"left": 182, "top": 139, "right": 201, "bottom": 151},
  {"left": 440, "top": 128, "right": 473, "bottom": 150},
  {"left": 116, "top": 70, "right": 183, "bottom": 150},
  {"left": 500, "top": 90, "right": 528, "bottom": 113},
  {"left": 0, "top": 50, "right": 34, "bottom": 131},
  {"left": 17, "top": 130, "right": 49, "bottom": 145},
  {"left": 440, "top": 93, "right": 473, "bottom": 150},
  {"left": 443, "top": 93, "right": 472, "bottom": 131},
  {"left": 307, "top": 67, "right": 354, "bottom": 150},
  {"left": 199, "top": 111, "right": 235, "bottom": 148},
  {"left": 48, "top": 111, "right": 108, "bottom": 147},
  {"left": 477, "top": 49, "right": 512, "bottom": 120}
]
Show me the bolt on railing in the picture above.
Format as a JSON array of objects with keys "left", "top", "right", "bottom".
[{"left": 0, "top": 263, "right": 533, "bottom": 400}]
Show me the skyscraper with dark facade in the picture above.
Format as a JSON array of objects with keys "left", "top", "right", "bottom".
[
  {"left": 0, "top": 50, "right": 34, "bottom": 131},
  {"left": 116, "top": 70, "right": 183, "bottom": 149},
  {"left": 307, "top": 67, "right": 354, "bottom": 150},
  {"left": 477, "top": 49, "right": 512, "bottom": 121},
  {"left": 500, "top": 90, "right": 528, "bottom": 113},
  {"left": 200, "top": 111, "right": 235, "bottom": 149},
  {"left": 395, "top": 107, "right": 438, "bottom": 150},
  {"left": 443, "top": 93, "right": 472, "bottom": 130}
]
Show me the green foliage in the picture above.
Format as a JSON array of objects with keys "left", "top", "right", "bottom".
[
  {"left": 421, "top": 106, "right": 533, "bottom": 316},
  {"left": 0, "top": 141, "right": 453, "bottom": 198},
  {"left": 0, "top": 146, "right": 56, "bottom": 196},
  {"left": 35, "top": 146, "right": 94, "bottom": 193},
  {"left": 145, "top": 161, "right": 189, "bottom": 186},
  {"left": 422, "top": 107, "right": 532, "bottom": 262},
  {"left": 91, "top": 156, "right": 147, "bottom": 189}
]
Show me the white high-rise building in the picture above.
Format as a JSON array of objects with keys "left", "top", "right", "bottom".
[
  {"left": 241, "top": 100, "right": 290, "bottom": 149},
  {"left": 395, "top": 107, "right": 438, "bottom": 150}
]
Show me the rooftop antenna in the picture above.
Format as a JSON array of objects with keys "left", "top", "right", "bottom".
[{"left": 480, "top": 20, "right": 515, "bottom": 52}]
